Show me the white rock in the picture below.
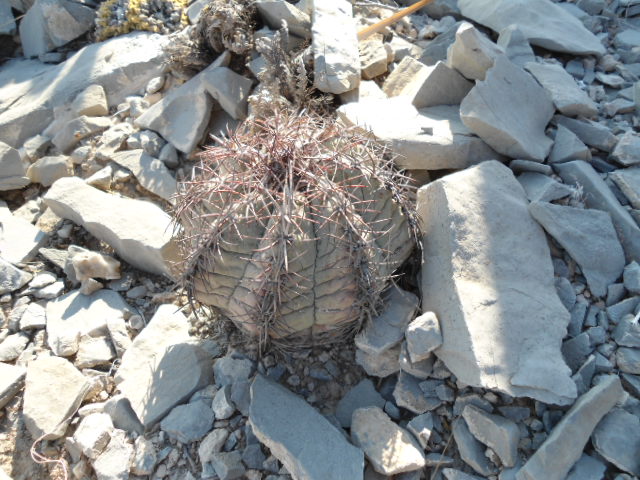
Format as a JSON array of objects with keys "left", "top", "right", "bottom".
[
  {"left": 525, "top": 62, "right": 598, "bottom": 118},
  {"left": 458, "top": 0, "right": 606, "bottom": 56},
  {"left": 339, "top": 80, "right": 387, "bottom": 104},
  {"left": 447, "top": 22, "right": 505, "bottom": 81},
  {"left": 26, "top": 155, "right": 72, "bottom": 186},
  {"left": 0, "top": 33, "right": 168, "bottom": 149},
  {"left": 75, "top": 335, "right": 116, "bottom": 369},
  {"left": 418, "top": 161, "right": 577, "bottom": 405},
  {"left": 462, "top": 405, "right": 519, "bottom": 468},
  {"left": 72, "top": 84, "right": 109, "bottom": 117},
  {"left": 0, "top": 141, "right": 29, "bottom": 190},
  {"left": 52, "top": 116, "right": 111, "bottom": 153},
  {"left": 73, "top": 412, "right": 113, "bottom": 459},
  {"left": 131, "top": 436, "right": 157, "bottom": 475},
  {"left": 359, "top": 39, "right": 389, "bottom": 80},
  {"left": 338, "top": 98, "right": 500, "bottom": 170},
  {"left": 0, "top": 256, "right": 32, "bottom": 294},
  {"left": 46, "top": 288, "right": 133, "bottom": 356},
  {"left": 351, "top": 406, "right": 425, "bottom": 475},
  {"left": 460, "top": 56, "right": 554, "bottom": 161},
  {"left": 93, "top": 429, "right": 134, "bottom": 480},
  {"left": 255, "top": 0, "right": 311, "bottom": 38},
  {"left": 19, "top": 0, "right": 95, "bottom": 57},
  {"left": 43, "top": 177, "right": 179, "bottom": 278},
  {"left": 106, "top": 315, "right": 131, "bottom": 358},
  {"left": 0, "top": 333, "right": 29, "bottom": 362},
  {"left": 23, "top": 356, "right": 90, "bottom": 440},
  {"left": 34, "top": 280, "right": 64, "bottom": 299},
  {"left": 405, "top": 312, "right": 442, "bottom": 363},
  {"left": 0, "top": 202, "right": 48, "bottom": 263},
  {"left": 19, "top": 302, "right": 46, "bottom": 330},
  {"left": 66, "top": 246, "right": 120, "bottom": 286},
  {"left": 0, "top": 362, "right": 26, "bottom": 409},
  {"left": 312, "top": 0, "right": 360, "bottom": 94},
  {"left": 516, "top": 375, "right": 624, "bottom": 480},
  {"left": 110, "top": 150, "right": 177, "bottom": 203},
  {"left": 201, "top": 66, "right": 253, "bottom": 121}
]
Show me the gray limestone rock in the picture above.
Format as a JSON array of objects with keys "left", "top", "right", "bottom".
[
  {"left": 116, "top": 304, "right": 213, "bottom": 427},
  {"left": 44, "top": 177, "right": 179, "bottom": 277},
  {"left": 0, "top": 363, "right": 26, "bottom": 409},
  {"left": 393, "top": 371, "right": 433, "bottom": 415},
  {"left": 131, "top": 437, "right": 156, "bottom": 475},
  {"left": 554, "top": 116, "right": 617, "bottom": 153},
  {"left": 413, "top": 61, "right": 473, "bottom": 108},
  {"left": 214, "top": 353, "right": 255, "bottom": 387},
  {"left": 311, "top": 0, "right": 360, "bottom": 94},
  {"left": 566, "top": 454, "right": 607, "bottom": 480},
  {"left": 52, "top": 116, "right": 111, "bottom": 153},
  {"left": 525, "top": 62, "right": 598, "bottom": 118},
  {"left": 529, "top": 202, "right": 625, "bottom": 298},
  {"left": 249, "top": 375, "right": 364, "bottom": 479},
  {"left": 562, "top": 332, "right": 594, "bottom": 373},
  {"left": 497, "top": 25, "right": 535, "bottom": 68},
  {"left": 0, "top": 203, "right": 48, "bottom": 264},
  {"left": 462, "top": 405, "right": 519, "bottom": 468},
  {"left": 355, "top": 343, "right": 401, "bottom": 378},
  {"left": 201, "top": 67, "right": 253, "bottom": 120},
  {"left": 518, "top": 173, "right": 573, "bottom": 203},
  {"left": 75, "top": 335, "right": 116, "bottom": 369},
  {"left": 458, "top": 0, "right": 605, "bottom": 56},
  {"left": 447, "top": 22, "right": 505, "bottom": 81},
  {"left": 405, "top": 311, "right": 442, "bottom": 363},
  {"left": 71, "top": 84, "right": 108, "bottom": 117},
  {"left": 210, "top": 451, "right": 246, "bottom": 480},
  {"left": 73, "top": 412, "right": 113, "bottom": 459},
  {"left": 610, "top": 131, "right": 640, "bottom": 166},
  {"left": 399, "top": 341, "right": 434, "bottom": 379},
  {"left": 516, "top": 375, "right": 625, "bottom": 480},
  {"left": 335, "top": 379, "right": 385, "bottom": 428},
  {"left": 452, "top": 417, "right": 495, "bottom": 476},
  {"left": 355, "top": 286, "right": 418, "bottom": 356},
  {"left": 104, "top": 394, "right": 144, "bottom": 436},
  {"left": 255, "top": 0, "right": 310, "bottom": 38},
  {"left": 26, "top": 155, "right": 72, "bottom": 187},
  {"left": 92, "top": 429, "right": 134, "bottom": 480},
  {"left": 548, "top": 124, "right": 591, "bottom": 164},
  {"left": 0, "top": 257, "right": 32, "bottom": 294},
  {"left": 460, "top": 56, "right": 554, "bottom": 161},
  {"left": 617, "top": 347, "right": 640, "bottom": 374},
  {"left": 110, "top": 150, "right": 177, "bottom": 204},
  {"left": 0, "top": 333, "right": 30, "bottom": 361},
  {"left": 592, "top": 408, "right": 640, "bottom": 476},
  {"left": 442, "top": 469, "right": 484, "bottom": 480},
  {"left": 211, "top": 385, "right": 235, "bottom": 420},
  {"left": 613, "top": 315, "right": 640, "bottom": 347},
  {"left": 23, "top": 356, "right": 90, "bottom": 440},
  {"left": 418, "top": 161, "right": 576, "bottom": 405},
  {"left": 0, "top": 141, "right": 29, "bottom": 190},
  {"left": 351, "top": 407, "right": 425, "bottom": 476},
  {"left": 611, "top": 168, "right": 640, "bottom": 210},
  {"left": 406, "top": 413, "right": 434, "bottom": 449},
  {"left": 46, "top": 289, "right": 132, "bottom": 357},
  {"left": 554, "top": 161, "right": 640, "bottom": 262},
  {"left": 161, "top": 402, "right": 214, "bottom": 443}
]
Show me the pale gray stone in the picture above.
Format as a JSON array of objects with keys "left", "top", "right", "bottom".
[
  {"left": 458, "top": 0, "right": 605, "bottom": 56},
  {"left": 443, "top": 469, "right": 484, "bottom": 480},
  {"left": 110, "top": 150, "right": 177, "bottom": 204},
  {"left": 131, "top": 436, "right": 156, "bottom": 475},
  {"left": 0, "top": 333, "right": 29, "bottom": 362},
  {"left": 46, "top": 289, "right": 132, "bottom": 357},
  {"left": 525, "top": 62, "right": 597, "bottom": 118},
  {"left": 460, "top": 56, "right": 554, "bottom": 162},
  {"left": 211, "top": 451, "right": 246, "bottom": 480},
  {"left": 355, "top": 343, "right": 401, "bottom": 378},
  {"left": 562, "top": 332, "right": 593, "bottom": 373},
  {"left": 497, "top": 25, "right": 535, "bottom": 68},
  {"left": 592, "top": 408, "right": 640, "bottom": 476},
  {"left": 43, "top": 177, "right": 179, "bottom": 277},
  {"left": 518, "top": 173, "right": 573, "bottom": 203},
  {"left": 0, "top": 362, "right": 26, "bottom": 409},
  {"left": 529, "top": 202, "right": 625, "bottom": 298},
  {"left": 0, "top": 141, "right": 29, "bottom": 190},
  {"left": 359, "top": 39, "right": 390, "bottom": 80},
  {"left": 23, "top": 356, "right": 90, "bottom": 440},
  {"left": 611, "top": 131, "right": 640, "bottom": 166},
  {"left": 0, "top": 0, "right": 15, "bottom": 35},
  {"left": 355, "top": 286, "right": 418, "bottom": 356},
  {"left": 405, "top": 311, "right": 442, "bottom": 363},
  {"left": 255, "top": 0, "right": 310, "bottom": 38},
  {"left": 419, "top": 161, "right": 576, "bottom": 405},
  {"left": 462, "top": 405, "right": 519, "bottom": 467},
  {"left": 351, "top": 407, "right": 425, "bottom": 476},
  {"left": 161, "top": 402, "right": 214, "bottom": 443},
  {"left": 249, "top": 375, "right": 364, "bottom": 479},
  {"left": 116, "top": 304, "right": 213, "bottom": 427},
  {"left": 516, "top": 375, "right": 625, "bottom": 480},
  {"left": 52, "top": 116, "right": 111, "bottom": 153},
  {"left": 0, "top": 203, "right": 48, "bottom": 264},
  {"left": 213, "top": 353, "right": 255, "bottom": 387},
  {"left": 0, "top": 257, "right": 32, "bottom": 294},
  {"left": 75, "top": 335, "right": 116, "bottom": 369},
  {"left": 613, "top": 314, "right": 640, "bottom": 347},
  {"left": 201, "top": 67, "right": 253, "bottom": 120},
  {"left": 338, "top": 98, "right": 500, "bottom": 170},
  {"left": 93, "top": 429, "right": 133, "bottom": 480},
  {"left": 399, "top": 341, "right": 434, "bottom": 379},
  {"left": 406, "top": 413, "right": 434, "bottom": 449},
  {"left": 617, "top": 347, "right": 640, "bottom": 374},
  {"left": 554, "top": 116, "right": 617, "bottom": 153},
  {"left": 393, "top": 371, "right": 432, "bottom": 415},
  {"left": 447, "top": 22, "right": 504, "bottom": 81},
  {"left": 211, "top": 385, "right": 235, "bottom": 420},
  {"left": 73, "top": 412, "right": 113, "bottom": 459},
  {"left": 566, "top": 454, "right": 607, "bottom": 480},
  {"left": 412, "top": 61, "right": 473, "bottom": 108},
  {"left": 548, "top": 124, "right": 591, "bottom": 164},
  {"left": 104, "top": 394, "right": 144, "bottom": 436},
  {"left": 26, "top": 155, "right": 72, "bottom": 186},
  {"left": 335, "top": 379, "right": 385, "bottom": 428},
  {"left": 452, "top": 416, "right": 495, "bottom": 476},
  {"left": 312, "top": 0, "right": 360, "bottom": 94},
  {"left": 611, "top": 168, "right": 640, "bottom": 210},
  {"left": 198, "top": 429, "right": 228, "bottom": 466},
  {"left": 555, "top": 161, "right": 640, "bottom": 262}
]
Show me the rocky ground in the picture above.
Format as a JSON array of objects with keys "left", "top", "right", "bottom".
[{"left": 1, "top": 0, "right": 640, "bottom": 479}]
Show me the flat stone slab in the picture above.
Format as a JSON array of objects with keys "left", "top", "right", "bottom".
[
  {"left": 46, "top": 288, "right": 133, "bottom": 356},
  {"left": 0, "top": 256, "right": 32, "bottom": 294},
  {"left": 611, "top": 167, "right": 640, "bottom": 209},
  {"left": 351, "top": 407, "right": 425, "bottom": 476},
  {"left": 447, "top": 22, "right": 505, "bottom": 81},
  {"left": 516, "top": 375, "right": 624, "bottom": 480},
  {"left": 335, "top": 379, "right": 385, "bottom": 428},
  {"left": 458, "top": 0, "right": 605, "bottom": 56},
  {"left": 116, "top": 304, "right": 213, "bottom": 427},
  {"left": 592, "top": 408, "right": 640, "bottom": 476},
  {"left": 44, "top": 177, "right": 179, "bottom": 278},
  {"left": 0, "top": 363, "right": 26, "bottom": 409},
  {"left": 0, "top": 202, "right": 48, "bottom": 264},
  {"left": 23, "top": 356, "right": 90, "bottom": 440},
  {"left": 611, "top": 131, "right": 640, "bottom": 166},
  {"left": 462, "top": 405, "right": 519, "bottom": 468},
  {"left": 555, "top": 161, "right": 640, "bottom": 262},
  {"left": 460, "top": 56, "right": 554, "bottom": 161},
  {"left": 418, "top": 160, "right": 576, "bottom": 405},
  {"left": 110, "top": 150, "right": 177, "bottom": 204},
  {"left": 249, "top": 374, "right": 364, "bottom": 479},
  {"left": 0, "top": 141, "right": 29, "bottom": 190},
  {"left": 529, "top": 202, "right": 625, "bottom": 298},
  {"left": 338, "top": 98, "right": 500, "bottom": 170}
]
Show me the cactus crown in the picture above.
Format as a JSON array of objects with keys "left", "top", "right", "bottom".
[{"left": 174, "top": 112, "right": 418, "bottom": 351}]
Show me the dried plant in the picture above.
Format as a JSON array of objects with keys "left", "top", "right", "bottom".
[{"left": 173, "top": 112, "right": 418, "bottom": 351}]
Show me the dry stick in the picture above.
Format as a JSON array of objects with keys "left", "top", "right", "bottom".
[{"left": 357, "top": 0, "right": 435, "bottom": 40}]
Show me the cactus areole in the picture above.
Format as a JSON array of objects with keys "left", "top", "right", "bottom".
[{"left": 174, "top": 113, "right": 418, "bottom": 349}]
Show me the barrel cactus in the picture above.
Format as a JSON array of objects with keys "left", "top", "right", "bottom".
[{"left": 174, "top": 112, "right": 417, "bottom": 348}]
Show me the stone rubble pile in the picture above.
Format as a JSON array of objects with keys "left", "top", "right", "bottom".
[{"left": 1, "top": 0, "right": 640, "bottom": 479}]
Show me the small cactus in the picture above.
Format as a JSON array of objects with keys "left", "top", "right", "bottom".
[{"left": 174, "top": 112, "right": 418, "bottom": 349}]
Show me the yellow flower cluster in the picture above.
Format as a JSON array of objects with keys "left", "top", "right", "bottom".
[{"left": 95, "top": 0, "right": 189, "bottom": 41}]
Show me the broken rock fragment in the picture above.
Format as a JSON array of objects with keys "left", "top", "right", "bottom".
[
  {"left": 110, "top": 149, "right": 177, "bottom": 203},
  {"left": 0, "top": 141, "right": 29, "bottom": 191},
  {"left": 418, "top": 160, "right": 576, "bottom": 405},
  {"left": 447, "top": 22, "right": 505, "bottom": 81},
  {"left": 460, "top": 56, "right": 555, "bottom": 161}
]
